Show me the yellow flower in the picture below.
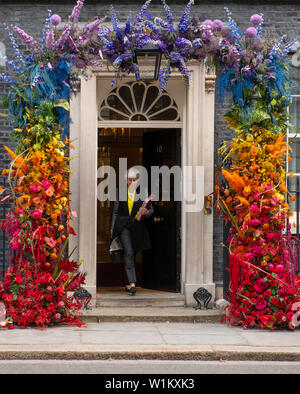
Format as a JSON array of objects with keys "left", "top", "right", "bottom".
[{"left": 243, "top": 186, "right": 251, "bottom": 197}]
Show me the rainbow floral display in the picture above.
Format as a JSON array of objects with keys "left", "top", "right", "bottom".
[{"left": 0, "top": 0, "right": 299, "bottom": 329}]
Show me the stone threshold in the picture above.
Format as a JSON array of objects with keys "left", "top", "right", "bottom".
[{"left": 77, "top": 307, "right": 224, "bottom": 323}]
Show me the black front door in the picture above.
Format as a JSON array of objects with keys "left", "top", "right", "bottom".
[{"left": 142, "top": 129, "right": 181, "bottom": 292}]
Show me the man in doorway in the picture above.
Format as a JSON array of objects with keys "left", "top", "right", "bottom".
[{"left": 111, "top": 167, "right": 154, "bottom": 295}]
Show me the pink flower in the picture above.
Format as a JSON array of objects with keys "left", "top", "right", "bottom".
[
  {"left": 275, "top": 264, "right": 284, "bottom": 273},
  {"left": 57, "top": 301, "right": 65, "bottom": 309},
  {"left": 11, "top": 240, "right": 19, "bottom": 250},
  {"left": 50, "top": 14, "right": 61, "bottom": 26},
  {"left": 29, "top": 185, "right": 38, "bottom": 193},
  {"left": 245, "top": 27, "right": 257, "bottom": 38},
  {"left": 250, "top": 14, "right": 263, "bottom": 26},
  {"left": 211, "top": 19, "right": 224, "bottom": 31},
  {"left": 266, "top": 233, "right": 275, "bottom": 241},
  {"left": 41, "top": 180, "right": 51, "bottom": 190},
  {"left": 32, "top": 209, "right": 43, "bottom": 219},
  {"left": 18, "top": 209, "right": 25, "bottom": 215},
  {"left": 54, "top": 313, "right": 61, "bottom": 320},
  {"left": 250, "top": 204, "right": 259, "bottom": 212},
  {"left": 255, "top": 296, "right": 267, "bottom": 310},
  {"left": 247, "top": 219, "right": 260, "bottom": 226}
]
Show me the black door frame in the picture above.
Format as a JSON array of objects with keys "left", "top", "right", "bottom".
[{"left": 142, "top": 128, "right": 182, "bottom": 293}]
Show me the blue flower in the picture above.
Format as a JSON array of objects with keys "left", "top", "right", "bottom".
[
  {"left": 110, "top": 6, "right": 123, "bottom": 42},
  {"left": 178, "top": 0, "right": 194, "bottom": 34}
]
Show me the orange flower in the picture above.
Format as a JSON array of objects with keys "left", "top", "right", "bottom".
[
  {"left": 237, "top": 196, "right": 250, "bottom": 207},
  {"left": 250, "top": 145, "right": 258, "bottom": 157},
  {"left": 221, "top": 169, "right": 246, "bottom": 194},
  {"left": 46, "top": 186, "right": 55, "bottom": 197},
  {"left": 279, "top": 182, "right": 288, "bottom": 193},
  {"left": 243, "top": 186, "right": 251, "bottom": 197}
]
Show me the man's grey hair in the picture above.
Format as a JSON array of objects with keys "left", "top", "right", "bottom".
[{"left": 125, "top": 166, "right": 141, "bottom": 180}]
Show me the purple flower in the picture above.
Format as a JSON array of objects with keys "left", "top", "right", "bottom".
[
  {"left": 162, "top": 0, "right": 174, "bottom": 30},
  {"left": 158, "top": 40, "right": 167, "bottom": 51},
  {"left": 45, "top": 29, "right": 55, "bottom": 49},
  {"left": 50, "top": 14, "right": 61, "bottom": 26},
  {"left": 178, "top": 0, "right": 194, "bottom": 34},
  {"left": 242, "top": 66, "right": 251, "bottom": 74},
  {"left": 175, "top": 37, "right": 192, "bottom": 47},
  {"left": 169, "top": 51, "right": 181, "bottom": 64},
  {"left": 250, "top": 14, "right": 263, "bottom": 26},
  {"left": 122, "top": 50, "right": 133, "bottom": 61},
  {"left": 75, "top": 59, "right": 86, "bottom": 69},
  {"left": 245, "top": 27, "right": 257, "bottom": 38},
  {"left": 211, "top": 19, "right": 223, "bottom": 32},
  {"left": 192, "top": 38, "right": 203, "bottom": 48},
  {"left": 202, "top": 19, "right": 212, "bottom": 26},
  {"left": 69, "top": 0, "right": 85, "bottom": 23},
  {"left": 54, "top": 27, "right": 70, "bottom": 49},
  {"left": 84, "top": 18, "right": 101, "bottom": 32},
  {"left": 136, "top": 0, "right": 152, "bottom": 23},
  {"left": 12, "top": 26, "right": 38, "bottom": 47}
]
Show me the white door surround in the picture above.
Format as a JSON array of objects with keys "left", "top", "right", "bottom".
[{"left": 69, "top": 61, "right": 216, "bottom": 306}]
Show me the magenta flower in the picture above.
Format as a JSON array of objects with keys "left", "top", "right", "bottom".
[
  {"left": 266, "top": 233, "right": 275, "bottom": 242},
  {"left": 30, "top": 185, "right": 38, "bottom": 193},
  {"left": 247, "top": 219, "right": 260, "bottom": 226},
  {"left": 32, "top": 209, "right": 43, "bottom": 219},
  {"left": 255, "top": 296, "right": 267, "bottom": 310},
  {"left": 250, "top": 204, "right": 259, "bottom": 212},
  {"left": 50, "top": 14, "right": 61, "bottom": 26},
  {"left": 253, "top": 279, "right": 266, "bottom": 293},
  {"left": 245, "top": 27, "right": 257, "bottom": 38},
  {"left": 250, "top": 14, "right": 263, "bottom": 26},
  {"left": 41, "top": 180, "right": 51, "bottom": 190},
  {"left": 11, "top": 239, "right": 19, "bottom": 250}
]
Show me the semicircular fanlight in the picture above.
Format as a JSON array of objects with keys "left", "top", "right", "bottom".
[{"left": 99, "top": 81, "right": 180, "bottom": 122}]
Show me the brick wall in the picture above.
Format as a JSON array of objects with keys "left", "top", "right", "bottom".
[{"left": 0, "top": 0, "right": 299, "bottom": 283}]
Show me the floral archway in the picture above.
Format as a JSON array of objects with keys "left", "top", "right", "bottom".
[{"left": 0, "top": 0, "right": 299, "bottom": 329}]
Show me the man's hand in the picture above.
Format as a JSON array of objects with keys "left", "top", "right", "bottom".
[{"left": 139, "top": 207, "right": 149, "bottom": 216}]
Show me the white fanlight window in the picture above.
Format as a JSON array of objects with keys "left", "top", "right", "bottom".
[{"left": 99, "top": 81, "right": 180, "bottom": 122}]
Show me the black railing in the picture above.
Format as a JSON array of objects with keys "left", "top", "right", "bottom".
[{"left": 287, "top": 176, "right": 300, "bottom": 273}]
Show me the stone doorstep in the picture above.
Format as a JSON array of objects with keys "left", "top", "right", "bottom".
[
  {"left": 76, "top": 307, "right": 224, "bottom": 323},
  {"left": 95, "top": 293, "right": 186, "bottom": 308},
  {"left": 0, "top": 345, "right": 300, "bottom": 361}
]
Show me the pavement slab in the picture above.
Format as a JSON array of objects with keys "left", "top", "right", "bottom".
[{"left": 0, "top": 322, "right": 299, "bottom": 361}]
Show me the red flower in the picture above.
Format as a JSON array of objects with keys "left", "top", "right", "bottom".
[
  {"left": 15, "top": 276, "right": 23, "bottom": 284},
  {"left": 275, "top": 311, "right": 283, "bottom": 320},
  {"left": 260, "top": 315, "right": 274, "bottom": 327},
  {"left": 264, "top": 289, "right": 272, "bottom": 298},
  {"left": 270, "top": 297, "right": 279, "bottom": 305}
]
